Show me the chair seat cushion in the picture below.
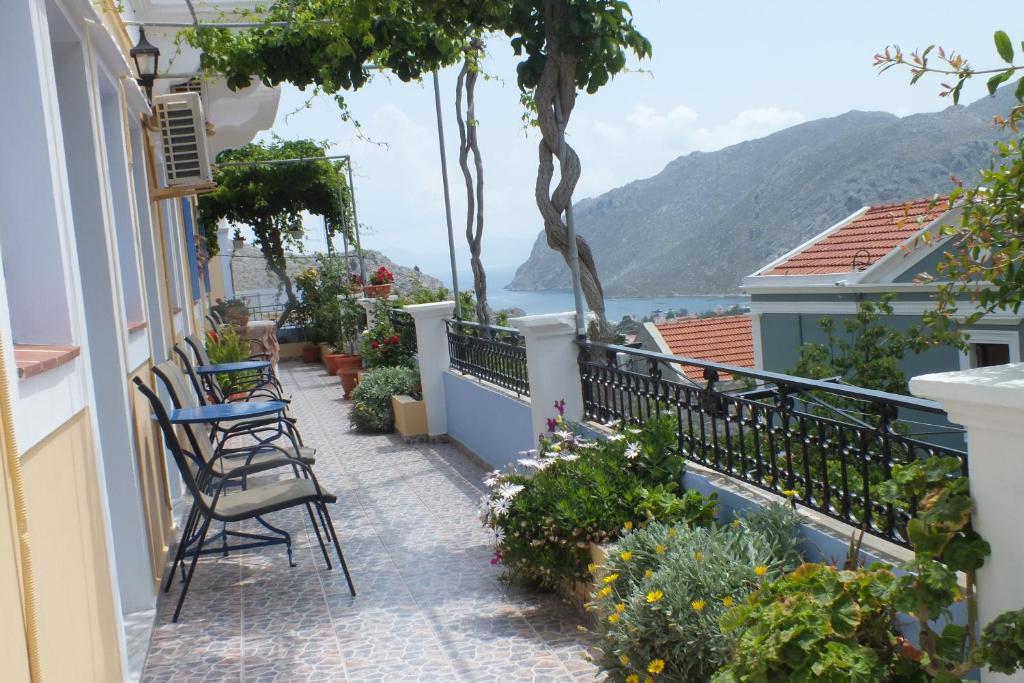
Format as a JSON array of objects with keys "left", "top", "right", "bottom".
[
  {"left": 205, "top": 478, "right": 336, "bottom": 522},
  {"left": 213, "top": 449, "right": 315, "bottom": 477}
]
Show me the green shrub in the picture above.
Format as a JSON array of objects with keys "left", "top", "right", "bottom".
[
  {"left": 713, "top": 563, "right": 928, "bottom": 683},
  {"left": 349, "top": 366, "right": 419, "bottom": 433},
  {"left": 481, "top": 416, "right": 717, "bottom": 588},
  {"left": 591, "top": 504, "right": 803, "bottom": 683}
]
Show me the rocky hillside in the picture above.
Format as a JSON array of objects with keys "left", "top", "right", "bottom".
[
  {"left": 230, "top": 247, "right": 443, "bottom": 297},
  {"left": 509, "top": 88, "right": 1015, "bottom": 295}
]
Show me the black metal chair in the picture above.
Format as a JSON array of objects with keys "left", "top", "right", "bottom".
[{"left": 134, "top": 377, "right": 355, "bottom": 622}]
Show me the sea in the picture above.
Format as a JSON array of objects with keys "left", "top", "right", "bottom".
[{"left": 443, "top": 266, "right": 749, "bottom": 321}]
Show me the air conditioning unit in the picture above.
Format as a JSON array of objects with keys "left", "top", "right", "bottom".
[{"left": 153, "top": 92, "right": 211, "bottom": 187}]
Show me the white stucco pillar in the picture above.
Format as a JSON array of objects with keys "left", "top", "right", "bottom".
[
  {"left": 511, "top": 311, "right": 590, "bottom": 443},
  {"left": 405, "top": 301, "right": 455, "bottom": 438},
  {"left": 358, "top": 297, "right": 376, "bottom": 329},
  {"left": 911, "top": 364, "right": 1024, "bottom": 682}
]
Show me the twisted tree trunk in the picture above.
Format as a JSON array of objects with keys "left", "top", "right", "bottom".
[
  {"left": 455, "top": 45, "right": 491, "bottom": 325},
  {"left": 255, "top": 220, "right": 298, "bottom": 330},
  {"left": 533, "top": 0, "right": 609, "bottom": 336}
]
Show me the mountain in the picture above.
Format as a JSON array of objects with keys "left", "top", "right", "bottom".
[{"left": 508, "top": 89, "right": 1015, "bottom": 296}]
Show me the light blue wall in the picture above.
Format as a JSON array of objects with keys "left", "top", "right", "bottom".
[{"left": 444, "top": 371, "right": 535, "bottom": 469}]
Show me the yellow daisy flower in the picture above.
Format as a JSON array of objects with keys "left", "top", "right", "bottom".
[
  {"left": 648, "top": 659, "right": 666, "bottom": 674},
  {"left": 644, "top": 569, "right": 653, "bottom": 578},
  {"left": 597, "top": 586, "right": 612, "bottom": 598},
  {"left": 694, "top": 551, "right": 703, "bottom": 562},
  {"left": 654, "top": 544, "right": 666, "bottom": 555},
  {"left": 604, "top": 573, "right": 620, "bottom": 584},
  {"left": 623, "top": 521, "right": 633, "bottom": 531},
  {"left": 587, "top": 562, "right": 598, "bottom": 573},
  {"left": 607, "top": 613, "right": 620, "bottom": 624},
  {"left": 646, "top": 590, "right": 664, "bottom": 604},
  {"left": 722, "top": 596, "right": 734, "bottom": 607},
  {"left": 731, "top": 519, "right": 742, "bottom": 529},
  {"left": 667, "top": 527, "right": 677, "bottom": 538},
  {"left": 754, "top": 565, "right": 768, "bottom": 577},
  {"left": 620, "top": 551, "right": 633, "bottom": 562},
  {"left": 691, "top": 599, "right": 706, "bottom": 612},
  {"left": 615, "top": 602, "right": 626, "bottom": 613},
  {"left": 645, "top": 678, "right": 654, "bottom": 683},
  {"left": 619, "top": 654, "right": 630, "bottom": 666},
  {"left": 625, "top": 675, "right": 639, "bottom": 683}
]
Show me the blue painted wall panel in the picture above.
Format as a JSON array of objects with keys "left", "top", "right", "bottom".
[{"left": 444, "top": 371, "right": 535, "bottom": 469}]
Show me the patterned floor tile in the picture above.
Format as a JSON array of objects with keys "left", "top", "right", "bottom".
[{"left": 140, "top": 361, "right": 600, "bottom": 682}]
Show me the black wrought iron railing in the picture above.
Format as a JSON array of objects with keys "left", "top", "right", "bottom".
[
  {"left": 389, "top": 308, "right": 417, "bottom": 353},
  {"left": 446, "top": 319, "right": 530, "bottom": 397},
  {"left": 577, "top": 340, "right": 967, "bottom": 549}
]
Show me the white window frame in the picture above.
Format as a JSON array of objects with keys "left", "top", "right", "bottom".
[{"left": 958, "top": 330, "right": 1021, "bottom": 369}]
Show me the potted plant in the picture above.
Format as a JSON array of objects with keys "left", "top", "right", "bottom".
[
  {"left": 232, "top": 228, "right": 245, "bottom": 250},
  {"left": 294, "top": 267, "right": 323, "bottom": 362},
  {"left": 363, "top": 266, "right": 394, "bottom": 298},
  {"left": 323, "top": 291, "right": 365, "bottom": 379},
  {"left": 211, "top": 297, "right": 249, "bottom": 328}
]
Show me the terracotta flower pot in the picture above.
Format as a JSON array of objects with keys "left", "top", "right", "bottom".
[
  {"left": 324, "top": 353, "right": 362, "bottom": 376},
  {"left": 302, "top": 343, "right": 321, "bottom": 363},
  {"left": 363, "top": 283, "right": 392, "bottom": 298},
  {"left": 338, "top": 368, "right": 359, "bottom": 400}
]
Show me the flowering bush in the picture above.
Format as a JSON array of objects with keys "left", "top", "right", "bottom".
[
  {"left": 481, "top": 411, "right": 717, "bottom": 588},
  {"left": 349, "top": 365, "right": 420, "bottom": 433},
  {"left": 591, "top": 505, "right": 803, "bottom": 683},
  {"left": 360, "top": 322, "right": 412, "bottom": 368},
  {"left": 369, "top": 266, "right": 394, "bottom": 285}
]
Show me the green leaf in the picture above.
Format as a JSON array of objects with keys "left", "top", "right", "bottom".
[
  {"left": 1015, "top": 77, "right": 1024, "bottom": 102},
  {"left": 988, "top": 70, "right": 1014, "bottom": 95},
  {"left": 995, "top": 31, "right": 1014, "bottom": 63}
]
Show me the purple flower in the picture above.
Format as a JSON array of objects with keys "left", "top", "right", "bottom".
[
  {"left": 546, "top": 418, "right": 558, "bottom": 432},
  {"left": 554, "top": 399, "right": 566, "bottom": 416},
  {"left": 490, "top": 551, "right": 502, "bottom": 566}
]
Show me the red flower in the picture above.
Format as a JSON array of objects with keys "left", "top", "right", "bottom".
[
  {"left": 207, "top": 331, "right": 219, "bottom": 343},
  {"left": 371, "top": 340, "right": 380, "bottom": 349},
  {"left": 390, "top": 335, "right": 400, "bottom": 344}
]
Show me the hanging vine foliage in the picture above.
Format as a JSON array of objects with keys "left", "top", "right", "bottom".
[
  {"left": 199, "top": 138, "right": 351, "bottom": 328},
  {"left": 187, "top": 0, "right": 650, "bottom": 332}
]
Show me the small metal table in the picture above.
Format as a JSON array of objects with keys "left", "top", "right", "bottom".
[
  {"left": 165, "top": 400, "right": 286, "bottom": 424},
  {"left": 194, "top": 360, "right": 272, "bottom": 375},
  {"left": 163, "top": 399, "right": 299, "bottom": 568}
]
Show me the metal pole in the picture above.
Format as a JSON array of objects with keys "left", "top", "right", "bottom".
[
  {"left": 213, "top": 154, "right": 351, "bottom": 168},
  {"left": 346, "top": 158, "right": 366, "bottom": 282},
  {"left": 554, "top": 98, "right": 587, "bottom": 338},
  {"left": 432, "top": 71, "right": 461, "bottom": 318}
]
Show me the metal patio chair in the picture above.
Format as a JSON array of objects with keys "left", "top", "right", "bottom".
[
  {"left": 134, "top": 377, "right": 355, "bottom": 622},
  {"left": 153, "top": 358, "right": 309, "bottom": 462}
]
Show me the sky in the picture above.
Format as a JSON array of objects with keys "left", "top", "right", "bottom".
[{"left": 251, "top": 1, "right": 1008, "bottom": 285}]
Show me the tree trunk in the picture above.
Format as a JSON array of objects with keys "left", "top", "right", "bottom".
[
  {"left": 455, "top": 47, "right": 491, "bottom": 325},
  {"left": 254, "top": 221, "right": 299, "bottom": 330},
  {"left": 532, "top": 0, "right": 610, "bottom": 336}
]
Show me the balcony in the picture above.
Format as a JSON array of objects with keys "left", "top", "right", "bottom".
[{"left": 141, "top": 360, "right": 599, "bottom": 681}]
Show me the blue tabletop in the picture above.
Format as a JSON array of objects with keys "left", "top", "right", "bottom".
[
  {"left": 164, "top": 401, "right": 287, "bottom": 424},
  {"left": 195, "top": 360, "right": 271, "bottom": 374}
]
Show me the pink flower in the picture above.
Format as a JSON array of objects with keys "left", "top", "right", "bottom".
[
  {"left": 490, "top": 551, "right": 502, "bottom": 566},
  {"left": 554, "top": 399, "right": 566, "bottom": 416},
  {"left": 546, "top": 418, "right": 558, "bottom": 432}
]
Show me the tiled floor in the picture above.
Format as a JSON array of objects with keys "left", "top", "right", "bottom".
[{"left": 141, "top": 360, "right": 600, "bottom": 682}]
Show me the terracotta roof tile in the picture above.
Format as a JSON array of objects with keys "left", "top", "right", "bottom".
[
  {"left": 653, "top": 315, "right": 754, "bottom": 381},
  {"left": 765, "top": 197, "right": 951, "bottom": 276}
]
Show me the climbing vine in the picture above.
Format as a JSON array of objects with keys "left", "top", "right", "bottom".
[{"left": 199, "top": 138, "right": 350, "bottom": 329}]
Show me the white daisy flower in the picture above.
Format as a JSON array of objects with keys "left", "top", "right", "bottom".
[
  {"left": 555, "top": 430, "right": 574, "bottom": 441},
  {"left": 517, "top": 458, "right": 543, "bottom": 470},
  {"left": 490, "top": 497, "right": 511, "bottom": 517},
  {"left": 497, "top": 482, "right": 525, "bottom": 500},
  {"left": 607, "top": 433, "right": 625, "bottom": 442},
  {"left": 624, "top": 442, "right": 641, "bottom": 460},
  {"left": 559, "top": 453, "right": 580, "bottom": 462},
  {"left": 494, "top": 527, "right": 505, "bottom": 543}
]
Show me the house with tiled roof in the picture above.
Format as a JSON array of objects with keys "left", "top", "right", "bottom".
[
  {"left": 743, "top": 196, "right": 1024, "bottom": 377},
  {"left": 645, "top": 315, "right": 756, "bottom": 383}
]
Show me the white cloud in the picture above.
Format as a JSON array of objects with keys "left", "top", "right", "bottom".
[
  {"left": 691, "top": 107, "right": 806, "bottom": 151},
  {"left": 626, "top": 103, "right": 699, "bottom": 133}
]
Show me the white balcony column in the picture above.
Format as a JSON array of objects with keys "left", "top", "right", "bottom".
[
  {"left": 405, "top": 301, "right": 456, "bottom": 438},
  {"left": 911, "top": 363, "right": 1024, "bottom": 682},
  {"left": 511, "top": 311, "right": 591, "bottom": 443},
  {"left": 359, "top": 297, "right": 378, "bottom": 329}
]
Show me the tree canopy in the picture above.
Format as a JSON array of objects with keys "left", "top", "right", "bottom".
[
  {"left": 188, "top": 0, "right": 650, "bottom": 332},
  {"left": 199, "top": 138, "right": 351, "bottom": 327}
]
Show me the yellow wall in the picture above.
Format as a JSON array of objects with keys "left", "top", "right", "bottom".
[
  {"left": 128, "top": 365, "right": 173, "bottom": 586},
  {"left": 20, "top": 409, "right": 123, "bottom": 682},
  {"left": 0, "top": 430, "right": 31, "bottom": 683}
]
